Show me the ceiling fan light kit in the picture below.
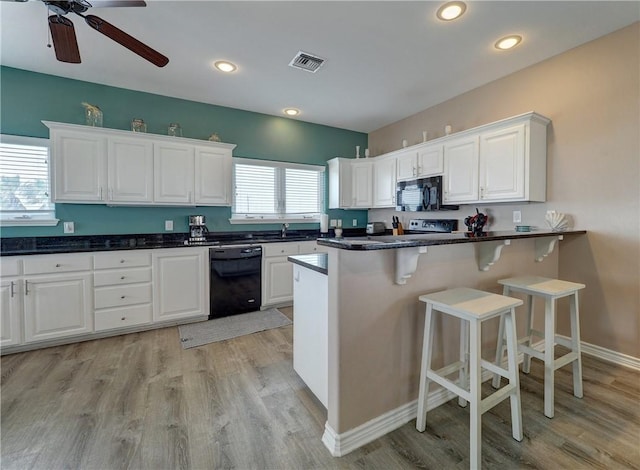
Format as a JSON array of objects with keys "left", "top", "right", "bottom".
[{"left": 39, "top": 0, "right": 169, "bottom": 67}]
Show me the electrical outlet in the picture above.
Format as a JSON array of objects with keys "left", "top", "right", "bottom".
[
  {"left": 352, "top": 219, "right": 357, "bottom": 227},
  {"left": 513, "top": 211, "right": 522, "bottom": 223},
  {"left": 63, "top": 221, "right": 75, "bottom": 234},
  {"left": 165, "top": 220, "right": 174, "bottom": 231},
  {"left": 330, "top": 219, "right": 337, "bottom": 227}
]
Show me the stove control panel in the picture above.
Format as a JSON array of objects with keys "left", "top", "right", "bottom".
[{"left": 408, "top": 219, "right": 458, "bottom": 233}]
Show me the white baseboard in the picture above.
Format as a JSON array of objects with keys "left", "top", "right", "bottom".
[
  {"left": 322, "top": 339, "right": 639, "bottom": 457},
  {"left": 557, "top": 335, "right": 640, "bottom": 371}
]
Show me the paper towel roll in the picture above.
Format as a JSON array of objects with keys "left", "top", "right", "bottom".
[{"left": 320, "top": 214, "right": 329, "bottom": 233}]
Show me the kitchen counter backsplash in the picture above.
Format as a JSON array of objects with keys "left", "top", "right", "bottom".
[{"left": 0, "top": 228, "right": 366, "bottom": 256}]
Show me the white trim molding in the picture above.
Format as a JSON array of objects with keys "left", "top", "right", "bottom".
[{"left": 558, "top": 335, "right": 640, "bottom": 371}]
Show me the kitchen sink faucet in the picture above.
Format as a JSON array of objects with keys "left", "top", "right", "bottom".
[{"left": 281, "top": 223, "right": 289, "bottom": 238}]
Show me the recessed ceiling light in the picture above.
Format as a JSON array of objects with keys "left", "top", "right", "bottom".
[
  {"left": 495, "top": 35, "right": 523, "bottom": 50},
  {"left": 284, "top": 108, "right": 300, "bottom": 116},
  {"left": 436, "top": 1, "right": 467, "bottom": 21},
  {"left": 214, "top": 61, "right": 237, "bottom": 73}
]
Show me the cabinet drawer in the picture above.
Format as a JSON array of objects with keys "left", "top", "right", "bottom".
[
  {"left": 23, "top": 254, "right": 92, "bottom": 275},
  {"left": 298, "top": 241, "right": 327, "bottom": 254},
  {"left": 94, "top": 283, "right": 152, "bottom": 309},
  {"left": 95, "top": 304, "right": 152, "bottom": 331},
  {"left": 94, "top": 267, "right": 151, "bottom": 287},
  {"left": 263, "top": 243, "right": 300, "bottom": 257},
  {"left": 94, "top": 251, "right": 151, "bottom": 269},
  {"left": 0, "top": 258, "right": 21, "bottom": 277}
]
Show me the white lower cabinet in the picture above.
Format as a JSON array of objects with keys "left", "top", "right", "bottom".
[
  {"left": 152, "top": 248, "right": 208, "bottom": 322},
  {"left": 21, "top": 254, "right": 93, "bottom": 343},
  {"left": 262, "top": 241, "right": 327, "bottom": 308},
  {"left": 1, "top": 277, "right": 22, "bottom": 347},
  {"left": 23, "top": 272, "right": 93, "bottom": 343},
  {"left": 93, "top": 251, "right": 153, "bottom": 331},
  {"left": 292, "top": 264, "right": 328, "bottom": 407}
]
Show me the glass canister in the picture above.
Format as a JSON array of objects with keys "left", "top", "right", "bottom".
[
  {"left": 131, "top": 118, "right": 147, "bottom": 133},
  {"left": 168, "top": 123, "right": 182, "bottom": 137},
  {"left": 82, "top": 102, "right": 103, "bottom": 127}
]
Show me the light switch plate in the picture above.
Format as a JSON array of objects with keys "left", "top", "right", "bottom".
[
  {"left": 513, "top": 211, "right": 522, "bottom": 223},
  {"left": 165, "top": 220, "right": 174, "bottom": 231},
  {"left": 63, "top": 221, "right": 75, "bottom": 233},
  {"left": 352, "top": 219, "right": 357, "bottom": 227}
]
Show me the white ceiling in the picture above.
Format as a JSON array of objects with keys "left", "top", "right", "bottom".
[{"left": 1, "top": 1, "right": 638, "bottom": 133}]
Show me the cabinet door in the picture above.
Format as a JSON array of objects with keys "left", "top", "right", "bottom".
[
  {"left": 479, "top": 124, "right": 526, "bottom": 201},
  {"left": 351, "top": 161, "right": 373, "bottom": 208},
  {"left": 263, "top": 257, "right": 294, "bottom": 306},
  {"left": 327, "top": 158, "right": 352, "bottom": 209},
  {"left": 108, "top": 137, "right": 154, "bottom": 203},
  {"left": 154, "top": 143, "right": 195, "bottom": 204},
  {"left": 373, "top": 156, "right": 397, "bottom": 208},
  {"left": 51, "top": 130, "right": 106, "bottom": 202},
  {"left": 153, "top": 249, "right": 207, "bottom": 321},
  {"left": 443, "top": 136, "right": 479, "bottom": 203},
  {"left": 396, "top": 150, "right": 418, "bottom": 181},
  {"left": 417, "top": 144, "right": 444, "bottom": 176},
  {"left": 194, "top": 147, "right": 231, "bottom": 206},
  {"left": 0, "top": 279, "right": 22, "bottom": 347},
  {"left": 23, "top": 273, "right": 93, "bottom": 343}
]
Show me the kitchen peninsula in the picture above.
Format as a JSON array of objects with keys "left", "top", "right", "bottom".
[{"left": 289, "top": 229, "right": 585, "bottom": 457}]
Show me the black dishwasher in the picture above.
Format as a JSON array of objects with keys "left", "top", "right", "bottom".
[{"left": 209, "top": 245, "right": 262, "bottom": 319}]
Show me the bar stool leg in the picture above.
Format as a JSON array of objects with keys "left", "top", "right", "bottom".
[
  {"left": 522, "top": 294, "right": 534, "bottom": 374},
  {"left": 570, "top": 292, "right": 584, "bottom": 399},
  {"left": 459, "top": 318, "right": 469, "bottom": 407},
  {"left": 491, "top": 313, "right": 505, "bottom": 389},
  {"left": 504, "top": 308, "right": 523, "bottom": 441},
  {"left": 469, "top": 319, "right": 482, "bottom": 470},
  {"left": 544, "top": 297, "right": 556, "bottom": 418},
  {"left": 417, "top": 303, "right": 436, "bottom": 432}
]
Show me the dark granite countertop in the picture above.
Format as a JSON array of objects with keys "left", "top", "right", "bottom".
[
  {"left": 288, "top": 253, "right": 328, "bottom": 275},
  {"left": 317, "top": 229, "right": 586, "bottom": 250},
  {"left": 0, "top": 229, "right": 352, "bottom": 256}
]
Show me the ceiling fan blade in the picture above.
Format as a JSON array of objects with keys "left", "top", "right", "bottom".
[
  {"left": 84, "top": 14, "right": 169, "bottom": 67},
  {"left": 48, "top": 15, "right": 81, "bottom": 63},
  {"left": 90, "top": 1, "right": 147, "bottom": 7}
]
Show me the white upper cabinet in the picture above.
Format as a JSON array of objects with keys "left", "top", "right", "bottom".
[
  {"left": 43, "top": 121, "right": 236, "bottom": 207},
  {"left": 417, "top": 144, "right": 444, "bottom": 177},
  {"left": 373, "top": 155, "right": 397, "bottom": 208},
  {"left": 153, "top": 142, "right": 195, "bottom": 204},
  {"left": 351, "top": 160, "right": 373, "bottom": 208},
  {"left": 50, "top": 128, "right": 107, "bottom": 202},
  {"left": 396, "top": 149, "right": 419, "bottom": 181},
  {"left": 107, "top": 137, "right": 154, "bottom": 203},
  {"left": 396, "top": 144, "right": 443, "bottom": 181},
  {"left": 443, "top": 135, "right": 480, "bottom": 203},
  {"left": 195, "top": 146, "right": 232, "bottom": 205},
  {"left": 327, "top": 158, "right": 353, "bottom": 209}
]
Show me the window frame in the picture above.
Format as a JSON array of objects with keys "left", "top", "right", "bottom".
[
  {"left": 230, "top": 157, "right": 325, "bottom": 224},
  {"left": 0, "top": 134, "right": 58, "bottom": 227}
]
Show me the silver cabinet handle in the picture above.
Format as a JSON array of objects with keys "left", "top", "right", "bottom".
[
  {"left": 120, "top": 295, "right": 126, "bottom": 299},
  {"left": 121, "top": 317, "right": 126, "bottom": 321},
  {"left": 10, "top": 281, "right": 15, "bottom": 298},
  {"left": 99, "top": 187, "right": 103, "bottom": 200},
  {"left": 55, "top": 263, "right": 61, "bottom": 268},
  {"left": 24, "top": 280, "right": 29, "bottom": 295},
  {"left": 120, "top": 276, "right": 126, "bottom": 280},
  {"left": 120, "top": 259, "right": 125, "bottom": 263}
]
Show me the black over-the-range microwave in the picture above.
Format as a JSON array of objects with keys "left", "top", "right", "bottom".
[{"left": 396, "top": 176, "right": 460, "bottom": 212}]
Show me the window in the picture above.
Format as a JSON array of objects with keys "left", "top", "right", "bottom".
[
  {"left": 0, "top": 135, "right": 57, "bottom": 226},
  {"left": 232, "top": 158, "right": 325, "bottom": 223}
]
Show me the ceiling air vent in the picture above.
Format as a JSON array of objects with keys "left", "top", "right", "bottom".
[{"left": 289, "top": 51, "right": 325, "bottom": 73}]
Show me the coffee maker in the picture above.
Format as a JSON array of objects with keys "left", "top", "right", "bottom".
[{"left": 188, "top": 215, "right": 209, "bottom": 243}]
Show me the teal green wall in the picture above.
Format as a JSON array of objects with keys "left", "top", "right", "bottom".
[{"left": 0, "top": 66, "right": 368, "bottom": 237}]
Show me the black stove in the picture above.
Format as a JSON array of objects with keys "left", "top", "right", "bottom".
[{"left": 406, "top": 219, "right": 458, "bottom": 233}]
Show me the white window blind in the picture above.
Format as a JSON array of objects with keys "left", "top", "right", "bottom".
[
  {"left": 0, "top": 135, "right": 57, "bottom": 225},
  {"left": 232, "top": 158, "right": 325, "bottom": 222}
]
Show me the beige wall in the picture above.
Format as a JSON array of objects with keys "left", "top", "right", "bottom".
[{"left": 368, "top": 23, "right": 640, "bottom": 358}]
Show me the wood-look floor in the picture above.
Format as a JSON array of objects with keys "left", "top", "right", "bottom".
[{"left": 2, "top": 307, "right": 639, "bottom": 470}]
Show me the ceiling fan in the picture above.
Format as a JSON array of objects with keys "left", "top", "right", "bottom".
[{"left": 9, "top": 0, "right": 169, "bottom": 67}]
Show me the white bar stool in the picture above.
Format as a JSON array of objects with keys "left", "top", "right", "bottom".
[
  {"left": 492, "top": 276, "right": 585, "bottom": 418},
  {"left": 417, "top": 288, "right": 524, "bottom": 470}
]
